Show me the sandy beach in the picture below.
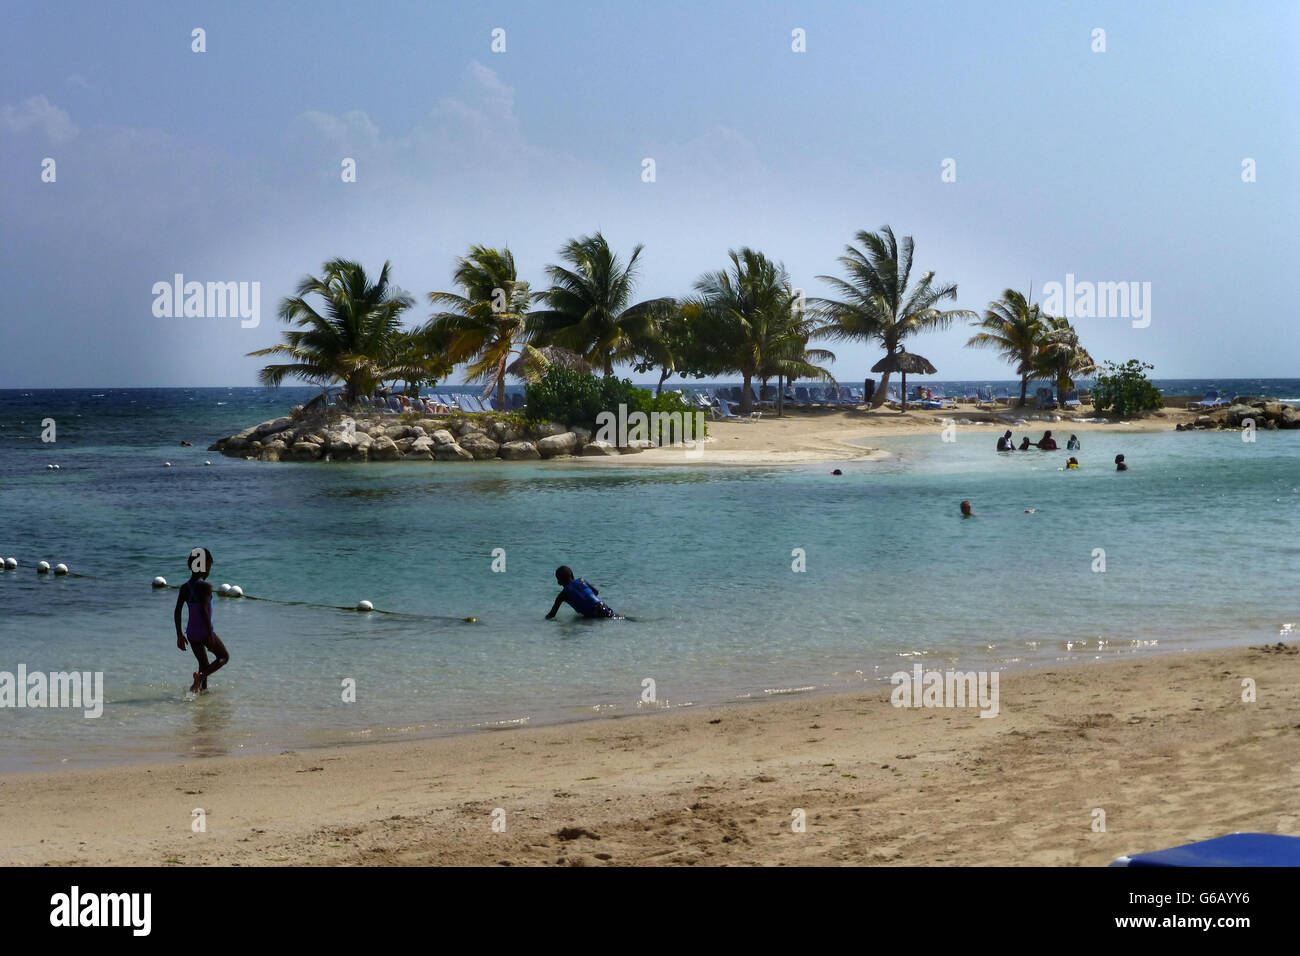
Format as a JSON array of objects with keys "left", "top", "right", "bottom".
[
  {"left": 3, "top": 641, "right": 1295, "bottom": 867},
  {"left": 591, "top": 403, "right": 1196, "bottom": 466}
]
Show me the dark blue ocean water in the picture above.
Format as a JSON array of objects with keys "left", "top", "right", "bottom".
[{"left": 1, "top": 384, "right": 1297, "bottom": 771}]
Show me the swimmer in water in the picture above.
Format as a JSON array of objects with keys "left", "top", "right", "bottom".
[
  {"left": 173, "top": 548, "right": 230, "bottom": 693},
  {"left": 1066, "top": 457, "right": 1080, "bottom": 469},
  {"left": 996, "top": 430, "right": 1015, "bottom": 451},
  {"left": 1115, "top": 454, "right": 1128, "bottom": 471},
  {"left": 960, "top": 500, "right": 974, "bottom": 517},
  {"left": 831, "top": 468, "right": 843, "bottom": 475},
  {"left": 546, "top": 565, "right": 620, "bottom": 619},
  {"left": 1066, "top": 434, "right": 1080, "bottom": 450},
  {"left": 1019, "top": 436, "right": 1033, "bottom": 451}
]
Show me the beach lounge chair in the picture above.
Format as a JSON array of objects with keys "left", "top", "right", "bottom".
[
  {"left": 839, "top": 387, "right": 856, "bottom": 404},
  {"left": 714, "top": 397, "right": 760, "bottom": 422},
  {"left": 1188, "top": 390, "right": 1222, "bottom": 410},
  {"left": 1063, "top": 389, "right": 1082, "bottom": 408},
  {"left": 994, "top": 387, "right": 1012, "bottom": 405},
  {"left": 975, "top": 387, "right": 996, "bottom": 408},
  {"left": 794, "top": 386, "right": 812, "bottom": 406},
  {"left": 1035, "top": 387, "right": 1057, "bottom": 409},
  {"left": 809, "top": 387, "right": 827, "bottom": 405},
  {"left": 1109, "top": 832, "right": 1300, "bottom": 867}
]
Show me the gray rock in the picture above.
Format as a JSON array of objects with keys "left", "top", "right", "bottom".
[
  {"left": 454, "top": 420, "right": 485, "bottom": 438},
  {"left": 367, "top": 425, "right": 387, "bottom": 439},
  {"left": 537, "top": 432, "right": 579, "bottom": 458},
  {"left": 259, "top": 440, "right": 288, "bottom": 462},
  {"left": 1280, "top": 407, "right": 1300, "bottom": 429},
  {"left": 251, "top": 416, "right": 293, "bottom": 440},
  {"left": 370, "top": 436, "right": 401, "bottom": 461},
  {"left": 395, "top": 437, "right": 415, "bottom": 454},
  {"left": 1225, "top": 404, "right": 1256, "bottom": 426},
  {"left": 433, "top": 442, "right": 473, "bottom": 461},
  {"left": 498, "top": 440, "right": 541, "bottom": 460},
  {"left": 430, "top": 429, "right": 456, "bottom": 446},
  {"left": 384, "top": 424, "right": 408, "bottom": 440},
  {"left": 490, "top": 421, "right": 520, "bottom": 443},
  {"left": 288, "top": 441, "right": 323, "bottom": 461},
  {"left": 405, "top": 425, "right": 427, "bottom": 440},
  {"left": 460, "top": 433, "right": 501, "bottom": 460},
  {"left": 581, "top": 440, "right": 620, "bottom": 456},
  {"left": 1195, "top": 415, "right": 1213, "bottom": 427},
  {"left": 570, "top": 426, "right": 592, "bottom": 449},
  {"left": 533, "top": 422, "right": 568, "bottom": 439}
]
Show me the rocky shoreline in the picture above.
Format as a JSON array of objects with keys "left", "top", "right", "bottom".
[
  {"left": 1174, "top": 398, "right": 1300, "bottom": 432},
  {"left": 208, "top": 406, "right": 658, "bottom": 463}
]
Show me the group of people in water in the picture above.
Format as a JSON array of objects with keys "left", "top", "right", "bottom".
[
  {"left": 996, "top": 429, "right": 1128, "bottom": 472},
  {"left": 173, "top": 554, "right": 620, "bottom": 693}
]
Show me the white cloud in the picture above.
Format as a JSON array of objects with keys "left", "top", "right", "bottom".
[{"left": 0, "top": 95, "right": 78, "bottom": 144}]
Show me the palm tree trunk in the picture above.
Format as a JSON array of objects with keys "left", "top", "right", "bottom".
[
  {"left": 777, "top": 373, "right": 784, "bottom": 417},
  {"left": 497, "top": 377, "right": 506, "bottom": 414},
  {"left": 870, "top": 370, "right": 892, "bottom": 409},
  {"left": 740, "top": 373, "right": 753, "bottom": 414},
  {"left": 1019, "top": 376, "right": 1029, "bottom": 407},
  {"left": 656, "top": 367, "right": 670, "bottom": 396}
]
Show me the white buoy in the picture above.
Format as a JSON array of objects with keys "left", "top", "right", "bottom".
[
  {"left": 46, "top": 464, "right": 54, "bottom": 470},
  {"left": 228, "top": 585, "right": 244, "bottom": 598},
  {"left": 4, "top": 558, "right": 16, "bottom": 570},
  {"left": 357, "top": 600, "right": 374, "bottom": 612},
  {"left": 204, "top": 461, "right": 212, "bottom": 466},
  {"left": 54, "top": 563, "right": 68, "bottom": 575},
  {"left": 164, "top": 462, "right": 172, "bottom": 467},
  {"left": 152, "top": 576, "right": 168, "bottom": 588},
  {"left": 218, "top": 583, "right": 231, "bottom": 594},
  {"left": 53, "top": 464, "right": 60, "bottom": 470},
  {"left": 37, "top": 561, "right": 51, "bottom": 574}
]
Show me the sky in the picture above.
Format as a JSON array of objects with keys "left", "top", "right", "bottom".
[{"left": 2, "top": 0, "right": 1297, "bottom": 387}]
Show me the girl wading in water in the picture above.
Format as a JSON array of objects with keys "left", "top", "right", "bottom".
[{"left": 173, "top": 548, "right": 231, "bottom": 693}]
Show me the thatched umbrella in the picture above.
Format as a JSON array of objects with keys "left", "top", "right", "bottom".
[
  {"left": 506, "top": 345, "right": 593, "bottom": 383},
  {"left": 871, "top": 348, "right": 938, "bottom": 411}
]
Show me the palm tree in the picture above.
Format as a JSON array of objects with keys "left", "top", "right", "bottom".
[
  {"left": 248, "top": 259, "right": 414, "bottom": 404},
  {"left": 694, "top": 248, "right": 817, "bottom": 414},
  {"left": 759, "top": 304, "right": 836, "bottom": 416},
  {"left": 966, "top": 289, "right": 1045, "bottom": 407},
  {"left": 529, "top": 233, "right": 674, "bottom": 376},
  {"left": 1034, "top": 316, "right": 1097, "bottom": 404},
  {"left": 426, "top": 245, "right": 538, "bottom": 410},
  {"left": 813, "top": 226, "right": 974, "bottom": 408}
]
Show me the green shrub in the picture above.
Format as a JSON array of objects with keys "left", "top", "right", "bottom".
[
  {"left": 524, "top": 367, "right": 705, "bottom": 443},
  {"left": 1090, "top": 359, "right": 1163, "bottom": 418}
]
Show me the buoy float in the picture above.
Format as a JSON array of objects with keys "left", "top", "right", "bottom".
[
  {"left": 228, "top": 585, "right": 244, "bottom": 598},
  {"left": 46, "top": 464, "right": 54, "bottom": 470},
  {"left": 218, "top": 583, "right": 232, "bottom": 594},
  {"left": 164, "top": 462, "right": 172, "bottom": 467},
  {"left": 4, "top": 558, "right": 16, "bottom": 569},
  {"left": 357, "top": 600, "right": 374, "bottom": 612},
  {"left": 54, "top": 563, "right": 69, "bottom": 575},
  {"left": 37, "top": 561, "right": 51, "bottom": 574},
  {"left": 53, "top": 464, "right": 60, "bottom": 470},
  {"left": 152, "top": 576, "right": 168, "bottom": 588},
  {"left": 204, "top": 461, "right": 212, "bottom": 466},
  {"left": 463, "top": 616, "right": 477, "bottom": 623}
]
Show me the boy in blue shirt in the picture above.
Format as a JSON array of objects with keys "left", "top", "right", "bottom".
[{"left": 546, "top": 566, "right": 619, "bottom": 619}]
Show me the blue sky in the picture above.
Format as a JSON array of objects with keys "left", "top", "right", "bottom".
[{"left": 2, "top": 0, "right": 1297, "bottom": 386}]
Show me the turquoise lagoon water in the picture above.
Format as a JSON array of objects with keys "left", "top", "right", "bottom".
[{"left": 0, "top": 387, "right": 1297, "bottom": 771}]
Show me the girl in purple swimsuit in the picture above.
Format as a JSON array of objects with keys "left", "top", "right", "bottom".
[{"left": 173, "top": 548, "right": 230, "bottom": 693}]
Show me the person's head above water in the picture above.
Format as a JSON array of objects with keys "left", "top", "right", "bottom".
[
  {"left": 187, "top": 547, "right": 213, "bottom": 579},
  {"left": 960, "top": 500, "right": 973, "bottom": 517},
  {"left": 1114, "top": 454, "right": 1125, "bottom": 464},
  {"left": 555, "top": 565, "right": 574, "bottom": 586},
  {"left": 1042, "top": 430, "right": 1053, "bottom": 439},
  {"left": 1003, "top": 430, "right": 1012, "bottom": 438},
  {"left": 830, "top": 468, "right": 842, "bottom": 475}
]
